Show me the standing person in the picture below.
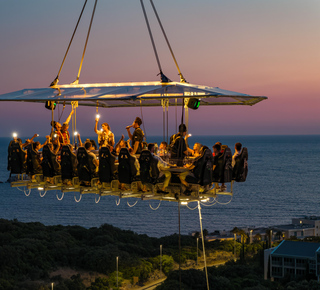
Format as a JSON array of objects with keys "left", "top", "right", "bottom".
[
  {"left": 169, "top": 124, "right": 193, "bottom": 160},
  {"left": 59, "top": 122, "right": 71, "bottom": 146},
  {"left": 212, "top": 143, "right": 223, "bottom": 190},
  {"left": 94, "top": 117, "right": 115, "bottom": 150},
  {"left": 232, "top": 142, "right": 242, "bottom": 168},
  {"left": 50, "top": 110, "right": 74, "bottom": 140},
  {"left": 126, "top": 117, "right": 144, "bottom": 155}
]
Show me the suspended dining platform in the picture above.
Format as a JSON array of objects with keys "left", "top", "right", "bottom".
[
  {"left": 0, "top": 81, "right": 266, "bottom": 107},
  {"left": 11, "top": 173, "right": 234, "bottom": 204}
]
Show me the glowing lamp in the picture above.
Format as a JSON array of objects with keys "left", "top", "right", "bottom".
[
  {"left": 12, "top": 132, "right": 17, "bottom": 138},
  {"left": 74, "top": 131, "right": 78, "bottom": 136},
  {"left": 96, "top": 114, "right": 100, "bottom": 119}
]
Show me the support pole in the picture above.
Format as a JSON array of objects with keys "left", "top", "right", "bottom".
[
  {"left": 160, "top": 244, "right": 162, "bottom": 278},
  {"left": 198, "top": 201, "right": 209, "bottom": 290},
  {"left": 196, "top": 237, "right": 199, "bottom": 266},
  {"left": 178, "top": 201, "right": 182, "bottom": 289},
  {"left": 116, "top": 256, "right": 119, "bottom": 289},
  {"left": 234, "top": 233, "right": 237, "bottom": 259}
]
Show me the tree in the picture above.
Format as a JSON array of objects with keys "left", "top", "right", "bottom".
[
  {"left": 253, "top": 233, "right": 262, "bottom": 242},
  {"left": 161, "top": 255, "right": 174, "bottom": 275}
]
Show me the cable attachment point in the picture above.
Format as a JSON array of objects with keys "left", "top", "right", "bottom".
[
  {"left": 50, "top": 76, "right": 59, "bottom": 87},
  {"left": 179, "top": 73, "right": 187, "bottom": 83},
  {"left": 158, "top": 71, "right": 171, "bottom": 83},
  {"left": 71, "top": 77, "right": 79, "bottom": 85}
]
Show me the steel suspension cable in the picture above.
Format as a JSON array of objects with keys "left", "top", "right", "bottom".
[
  {"left": 74, "top": 0, "right": 98, "bottom": 84},
  {"left": 163, "top": 105, "right": 165, "bottom": 141},
  {"left": 149, "top": 0, "right": 186, "bottom": 83},
  {"left": 178, "top": 201, "right": 182, "bottom": 289},
  {"left": 58, "top": 102, "right": 66, "bottom": 123},
  {"left": 175, "top": 98, "right": 178, "bottom": 132},
  {"left": 72, "top": 103, "right": 75, "bottom": 145},
  {"left": 140, "top": 0, "right": 170, "bottom": 82},
  {"left": 140, "top": 100, "right": 147, "bottom": 141},
  {"left": 166, "top": 103, "right": 169, "bottom": 144},
  {"left": 50, "top": 0, "right": 88, "bottom": 87}
]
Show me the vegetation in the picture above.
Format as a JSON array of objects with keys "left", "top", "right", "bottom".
[
  {"left": 0, "top": 219, "right": 233, "bottom": 289},
  {"left": 1, "top": 218, "right": 320, "bottom": 289}
]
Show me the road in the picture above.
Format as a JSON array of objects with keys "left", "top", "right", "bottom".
[{"left": 136, "top": 259, "right": 229, "bottom": 289}]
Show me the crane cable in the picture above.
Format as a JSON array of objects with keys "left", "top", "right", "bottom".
[
  {"left": 140, "top": 0, "right": 170, "bottom": 83},
  {"left": 73, "top": 0, "right": 98, "bottom": 84},
  {"left": 140, "top": 100, "right": 147, "bottom": 141},
  {"left": 149, "top": 0, "right": 186, "bottom": 83},
  {"left": 50, "top": 0, "right": 88, "bottom": 87}
]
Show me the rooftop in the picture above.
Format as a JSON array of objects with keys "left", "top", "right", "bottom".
[
  {"left": 272, "top": 240, "right": 320, "bottom": 259},
  {"left": 299, "top": 216, "right": 320, "bottom": 221},
  {"left": 272, "top": 224, "right": 314, "bottom": 230}
]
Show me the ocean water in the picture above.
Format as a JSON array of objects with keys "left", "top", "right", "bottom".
[{"left": 0, "top": 135, "right": 319, "bottom": 237}]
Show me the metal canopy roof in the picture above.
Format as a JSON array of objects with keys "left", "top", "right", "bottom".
[{"left": 0, "top": 81, "right": 267, "bottom": 108}]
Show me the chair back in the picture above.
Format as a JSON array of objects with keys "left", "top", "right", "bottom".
[{"left": 99, "top": 146, "right": 116, "bottom": 183}]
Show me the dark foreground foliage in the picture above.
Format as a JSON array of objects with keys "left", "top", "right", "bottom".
[
  {"left": 0, "top": 219, "right": 207, "bottom": 289},
  {"left": 0, "top": 218, "right": 162, "bottom": 289},
  {"left": 1, "top": 218, "right": 320, "bottom": 290},
  {"left": 156, "top": 257, "right": 320, "bottom": 290}
]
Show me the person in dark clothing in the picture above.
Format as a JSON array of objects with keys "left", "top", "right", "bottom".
[
  {"left": 169, "top": 124, "right": 193, "bottom": 159},
  {"left": 212, "top": 143, "right": 223, "bottom": 190},
  {"left": 126, "top": 117, "right": 144, "bottom": 154}
]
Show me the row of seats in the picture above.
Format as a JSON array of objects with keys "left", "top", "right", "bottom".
[{"left": 8, "top": 143, "right": 248, "bottom": 189}]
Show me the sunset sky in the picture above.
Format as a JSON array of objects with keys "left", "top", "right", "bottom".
[{"left": 0, "top": 0, "right": 319, "bottom": 137}]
